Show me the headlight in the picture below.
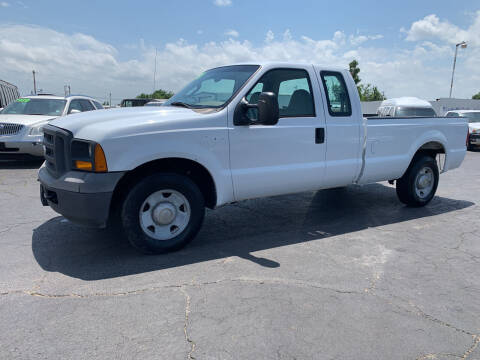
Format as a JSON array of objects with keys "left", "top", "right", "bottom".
[
  {"left": 29, "top": 121, "right": 49, "bottom": 136},
  {"left": 71, "top": 139, "right": 108, "bottom": 172}
]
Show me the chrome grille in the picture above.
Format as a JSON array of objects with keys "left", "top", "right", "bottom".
[{"left": 0, "top": 123, "right": 24, "bottom": 136}]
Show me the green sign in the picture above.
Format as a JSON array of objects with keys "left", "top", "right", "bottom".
[{"left": 16, "top": 98, "right": 31, "bottom": 103}]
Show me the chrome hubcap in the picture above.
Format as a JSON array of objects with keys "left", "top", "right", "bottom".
[
  {"left": 414, "top": 167, "right": 434, "bottom": 199},
  {"left": 139, "top": 189, "right": 191, "bottom": 241}
]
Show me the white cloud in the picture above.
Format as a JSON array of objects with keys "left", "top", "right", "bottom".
[
  {"left": 265, "top": 30, "right": 274, "bottom": 43},
  {"left": 333, "top": 31, "right": 346, "bottom": 45},
  {"left": 213, "top": 0, "right": 231, "bottom": 6},
  {"left": 224, "top": 29, "right": 239, "bottom": 38},
  {"left": 2, "top": 12, "right": 480, "bottom": 102},
  {"left": 0, "top": 1, "right": 10, "bottom": 7},
  {"left": 405, "top": 12, "right": 479, "bottom": 46},
  {"left": 349, "top": 34, "right": 383, "bottom": 46}
]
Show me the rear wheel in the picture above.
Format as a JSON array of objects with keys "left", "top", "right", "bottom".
[
  {"left": 121, "top": 173, "right": 205, "bottom": 254},
  {"left": 396, "top": 155, "right": 439, "bottom": 207}
]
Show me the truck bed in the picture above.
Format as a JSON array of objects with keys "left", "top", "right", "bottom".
[{"left": 358, "top": 116, "right": 467, "bottom": 184}]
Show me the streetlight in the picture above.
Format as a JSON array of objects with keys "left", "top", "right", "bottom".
[{"left": 449, "top": 41, "right": 467, "bottom": 98}]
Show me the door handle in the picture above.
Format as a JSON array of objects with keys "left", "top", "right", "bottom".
[{"left": 315, "top": 128, "right": 325, "bottom": 144}]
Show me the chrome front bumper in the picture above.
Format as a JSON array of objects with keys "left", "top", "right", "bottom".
[{"left": 0, "top": 135, "right": 44, "bottom": 157}]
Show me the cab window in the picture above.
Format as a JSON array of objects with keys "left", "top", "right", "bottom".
[
  {"left": 320, "top": 71, "right": 352, "bottom": 117},
  {"left": 245, "top": 68, "right": 315, "bottom": 120}
]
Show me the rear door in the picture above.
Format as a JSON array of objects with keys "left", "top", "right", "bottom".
[
  {"left": 315, "top": 69, "right": 362, "bottom": 187},
  {"left": 228, "top": 65, "right": 327, "bottom": 201}
]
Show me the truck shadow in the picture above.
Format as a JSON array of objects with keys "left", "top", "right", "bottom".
[{"left": 32, "top": 183, "right": 474, "bottom": 280}]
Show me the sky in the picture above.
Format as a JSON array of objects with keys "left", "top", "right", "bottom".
[{"left": 0, "top": 0, "right": 479, "bottom": 104}]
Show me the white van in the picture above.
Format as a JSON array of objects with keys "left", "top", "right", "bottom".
[{"left": 377, "top": 97, "right": 437, "bottom": 117}]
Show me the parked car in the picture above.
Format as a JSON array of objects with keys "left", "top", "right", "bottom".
[
  {"left": 38, "top": 62, "right": 467, "bottom": 254},
  {"left": 0, "top": 94, "right": 103, "bottom": 159},
  {"left": 377, "top": 97, "right": 437, "bottom": 117},
  {"left": 445, "top": 110, "right": 480, "bottom": 150},
  {"left": 121, "top": 98, "right": 153, "bottom": 107}
]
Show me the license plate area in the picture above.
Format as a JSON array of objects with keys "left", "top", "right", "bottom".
[{"left": 0, "top": 142, "right": 19, "bottom": 152}]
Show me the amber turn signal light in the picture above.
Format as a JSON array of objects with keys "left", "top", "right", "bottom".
[
  {"left": 75, "top": 160, "right": 93, "bottom": 171},
  {"left": 94, "top": 144, "right": 108, "bottom": 172}
]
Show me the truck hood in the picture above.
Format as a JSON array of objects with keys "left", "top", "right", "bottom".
[
  {"left": 0, "top": 114, "right": 57, "bottom": 126},
  {"left": 50, "top": 106, "right": 211, "bottom": 141}
]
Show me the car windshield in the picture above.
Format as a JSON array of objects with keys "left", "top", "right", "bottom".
[
  {"left": 460, "top": 112, "right": 480, "bottom": 123},
  {"left": 164, "top": 65, "right": 260, "bottom": 109},
  {"left": 2, "top": 98, "right": 66, "bottom": 116},
  {"left": 395, "top": 107, "right": 436, "bottom": 117}
]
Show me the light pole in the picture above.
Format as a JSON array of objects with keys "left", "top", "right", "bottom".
[
  {"left": 449, "top": 41, "right": 467, "bottom": 98},
  {"left": 32, "top": 70, "right": 37, "bottom": 95}
]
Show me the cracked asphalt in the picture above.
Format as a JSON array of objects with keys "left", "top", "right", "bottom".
[{"left": 0, "top": 151, "right": 479, "bottom": 360}]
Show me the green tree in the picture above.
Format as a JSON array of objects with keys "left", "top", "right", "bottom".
[
  {"left": 349, "top": 60, "right": 361, "bottom": 85},
  {"left": 358, "top": 84, "right": 386, "bottom": 101},
  {"left": 473, "top": 92, "right": 480, "bottom": 100},
  {"left": 137, "top": 89, "right": 174, "bottom": 99},
  {"left": 349, "top": 59, "right": 385, "bottom": 101}
]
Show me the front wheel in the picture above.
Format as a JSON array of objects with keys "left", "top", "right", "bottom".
[
  {"left": 121, "top": 173, "right": 205, "bottom": 254},
  {"left": 396, "top": 155, "right": 439, "bottom": 207}
]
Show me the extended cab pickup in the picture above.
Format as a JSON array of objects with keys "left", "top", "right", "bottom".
[{"left": 38, "top": 62, "right": 468, "bottom": 253}]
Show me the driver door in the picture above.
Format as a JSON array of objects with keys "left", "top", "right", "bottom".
[{"left": 228, "top": 66, "right": 326, "bottom": 201}]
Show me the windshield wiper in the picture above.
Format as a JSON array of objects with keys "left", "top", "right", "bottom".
[{"left": 169, "top": 101, "right": 194, "bottom": 109}]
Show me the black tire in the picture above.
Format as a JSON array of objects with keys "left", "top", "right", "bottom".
[
  {"left": 121, "top": 173, "right": 205, "bottom": 254},
  {"left": 396, "top": 155, "right": 439, "bottom": 207}
]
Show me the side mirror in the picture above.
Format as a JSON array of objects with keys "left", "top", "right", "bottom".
[
  {"left": 233, "top": 92, "right": 279, "bottom": 126},
  {"left": 257, "top": 92, "right": 279, "bottom": 125},
  {"left": 69, "top": 109, "right": 81, "bottom": 114}
]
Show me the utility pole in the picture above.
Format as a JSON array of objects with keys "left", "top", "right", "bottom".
[
  {"left": 153, "top": 47, "right": 157, "bottom": 94},
  {"left": 32, "top": 70, "right": 37, "bottom": 95},
  {"left": 449, "top": 41, "right": 467, "bottom": 98},
  {"left": 109, "top": 92, "right": 112, "bottom": 107}
]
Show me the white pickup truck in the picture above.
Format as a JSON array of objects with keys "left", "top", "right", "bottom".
[{"left": 38, "top": 62, "right": 468, "bottom": 253}]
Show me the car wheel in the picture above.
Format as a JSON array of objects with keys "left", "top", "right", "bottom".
[
  {"left": 396, "top": 155, "right": 439, "bottom": 207},
  {"left": 121, "top": 173, "right": 205, "bottom": 254}
]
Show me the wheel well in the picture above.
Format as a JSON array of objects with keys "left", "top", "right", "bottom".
[
  {"left": 110, "top": 158, "right": 217, "bottom": 216},
  {"left": 413, "top": 141, "right": 446, "bottom": 172}
]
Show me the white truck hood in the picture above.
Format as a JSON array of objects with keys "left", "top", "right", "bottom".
[
  {"left": 0, "top": 114, "right": 56, "bottom": 126},
  {"left": 50, "top": 106, "right": 208, "bottom": 141}
]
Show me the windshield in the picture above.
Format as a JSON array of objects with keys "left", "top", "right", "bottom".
[
  {"left": 395, "top": 107, "right": 436, "bottom": 117},
  {"left": 164, "top": 65, "right": 260, "bottom": 109},
  {"left": 2, "top": 98, "right": 66, "bottom": 116},
  {"left": 460, "top": 112, "right": 480, "bottom": 123}
]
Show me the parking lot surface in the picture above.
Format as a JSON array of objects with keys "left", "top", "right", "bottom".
[{"left": 0, "top": 152, "right": 479, "bottom": 360}]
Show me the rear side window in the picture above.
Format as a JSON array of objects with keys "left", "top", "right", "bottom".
[
  {"left": 92, "top": 100, "right": 103, "bottom": 109},
  {"left": 79, "top": 99, "right": 95, "bottom": 111},
  {"left": 320, "top": 71, "right": 352, "bottom": 117}
]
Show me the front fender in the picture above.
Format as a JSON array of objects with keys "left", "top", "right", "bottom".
[{"left": 101, "top": 129, "right": 234, "bottom": 206}]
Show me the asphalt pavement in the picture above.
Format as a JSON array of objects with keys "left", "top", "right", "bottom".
[{"left": 0, "top": 152, "right": 479, "bottom": 359}]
